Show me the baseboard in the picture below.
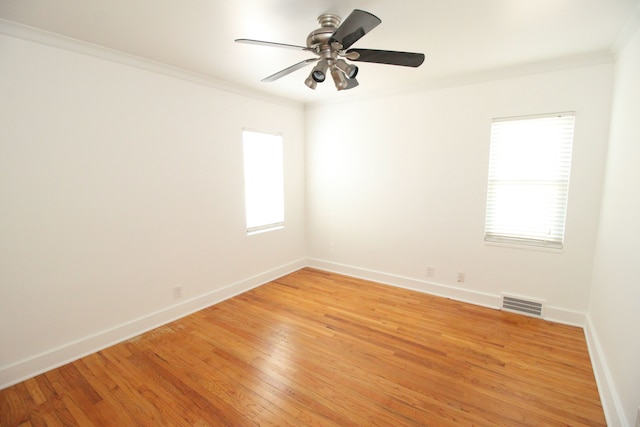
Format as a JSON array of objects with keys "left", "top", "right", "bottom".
[
  {"left": 308, "top": 260, "right": 611, "bottom": 419},
  {"left": 584, "top": 315, "right": 628, "bottom": 427},
  {"left": 0, "top": 258, "right": 306, "bottom": 390},
  {"left": 544, "top": 305, "right": 587, "bottom": 327},
  {"left": 2, "top": 257, "right": 595, "bottom": 396},
  {"left": 307, "top": 258, "right": 587, "bottom": 328},
  {"left": 308, "top": 258, "right": 501, "bottom": 309}
]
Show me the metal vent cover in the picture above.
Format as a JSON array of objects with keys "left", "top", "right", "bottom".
[{"left": 501, "top": 294, "right": 544, "bottom": 318}]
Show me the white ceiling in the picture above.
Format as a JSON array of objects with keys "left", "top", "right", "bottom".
[{"left": 1, "top": 0, "right": 638, "bottom": 104}]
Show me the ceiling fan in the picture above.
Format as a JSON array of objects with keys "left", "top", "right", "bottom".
[{"left": 235, "top": 9, "right": 425, "bottom": 91}]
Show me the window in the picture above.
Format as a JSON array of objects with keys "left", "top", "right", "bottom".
[
  {"left": 484, "top": 112, "right": 575, "bottom": 249},
  {"left": 242, "top": 130, "right": 284, "bottom": 234}
]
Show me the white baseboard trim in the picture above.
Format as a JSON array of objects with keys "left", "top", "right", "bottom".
[
  {"left": 1, "top": 257, "right": 596, "bottom": 399},
  {"left": 0, "top": 258, "right": 306, "bottom": 390},
  {"left": 544, "top": 306, "right": 587, "bottom": 327},
  {"left": 308, "top": 258, "right": 501, "bottom": 309},
  {"left": 307, "top": 258, "right": 587, "bottom": 328},
  {"left": 584, "top": 315, "right": 628, "bottom": 427},
  {"left": 308, "top": 260, "right": 612, "bottom": 419}
]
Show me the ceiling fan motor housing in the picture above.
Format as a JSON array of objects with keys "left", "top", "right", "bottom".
[{"left": 306, "top": 14, "right": 341, "bottom": 50}]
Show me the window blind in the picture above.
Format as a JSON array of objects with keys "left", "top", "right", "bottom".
[{"left": 484, "top": 112, "right": 575, "bottom": 249}]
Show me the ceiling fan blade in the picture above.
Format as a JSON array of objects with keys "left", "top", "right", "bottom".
[
  {"left": 235, "top": 38, "right": 314, "bottom": 52},
  {"left": 262, "top": 58, "right": 319, "bottom": 82},
  {"left": 346, "top": 49, "right": 425, "bottom": 67},
  {"left": 329, "top": 9, "right": 381, "bottom": 50},
  {"left": 344, "top": 78, "right": 359, "bottom": 90}
]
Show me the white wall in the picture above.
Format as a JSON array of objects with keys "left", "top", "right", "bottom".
[
  {"left": 588, "top": 23, "right": 640, "bottom": 427},
  {"left": 0, "top": 21, "right": 632, "bottom": 425},
  {"left": 0, "top": 32, "right": 306, "bottom": 386},
  {"left": 306, "top": 64, "right": 613, "bottom": 321}
]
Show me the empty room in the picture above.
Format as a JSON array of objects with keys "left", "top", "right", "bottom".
[{"left": 1, "top": 0, "right": 639, "bottom": 425}]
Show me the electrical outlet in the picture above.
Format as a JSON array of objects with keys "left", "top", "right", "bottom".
[
  {"left": 457, "top": 272, "right": 465, "bottom": 283},
  {"left": 173, "top": 285, "right": 183, "bottom": 299},
  {"left": 426, "top": 265, "right": 434, "bottom": 277}
]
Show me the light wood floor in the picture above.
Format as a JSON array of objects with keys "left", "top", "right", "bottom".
[{"left": 1, "top": 268, "right": 605, "bottom": 426}]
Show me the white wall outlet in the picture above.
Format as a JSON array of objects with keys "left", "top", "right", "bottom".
[
  {"left": 173, "top": 285, "right": 183, "bottom": 299},
  {"left": 457, "top": 272, "right": 465, "bottom": 283},
  {"left": 426, "top": 265, "right": 435, "bottom": 277}
]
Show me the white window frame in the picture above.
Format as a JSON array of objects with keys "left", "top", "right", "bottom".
[
  {"left": 484, "top": 112, "right": 576, "bottom": 249},
  {"left": 242, "top": 129, "right": 284, "bottom": 235}
]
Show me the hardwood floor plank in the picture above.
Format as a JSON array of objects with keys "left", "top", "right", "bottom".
[
  {"left": 176, "top": 332, "right": 334, "bottom": 426},
  {"left": 1, "top": 383, "right": 29, "bottom": 426},
  {"left": 0, "top": 268, "right": 605, "bottom": 426},
  {"left": 44, "top": 367, "right": 131, "bottom": 427}
]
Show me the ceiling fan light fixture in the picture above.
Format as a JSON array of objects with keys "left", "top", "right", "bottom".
[
  {"left": 305, "top": 73, "right": 318, "bottom": 89},
  {"left": 335, "top": 59, "right": 358, "bottom": 79},
  {"left": 311, "top": 59, "right": 328, "bottom": 82},
  {"left": 312, "top": 70, "right": 325, "bottom": 82},
  {"left": 331, "top": 67, "right": 348, "bottom": 91}
]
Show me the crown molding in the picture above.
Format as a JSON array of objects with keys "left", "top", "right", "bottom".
[
  {"left": 0, "top": 18, "right": 303, "bottom": 110},
  {"left": 612, "top": 0, "right": 640, "bottom": 57},
  {"left": 0, "top": 16, "right": 624, "bottom": 110},
  {"left": 307, "top": 50, "right": 614, "bottom": 109}
]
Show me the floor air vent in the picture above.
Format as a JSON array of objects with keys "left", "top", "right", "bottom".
[{"left": 501, "top": 294, "right": 544, "bottom": 318}]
